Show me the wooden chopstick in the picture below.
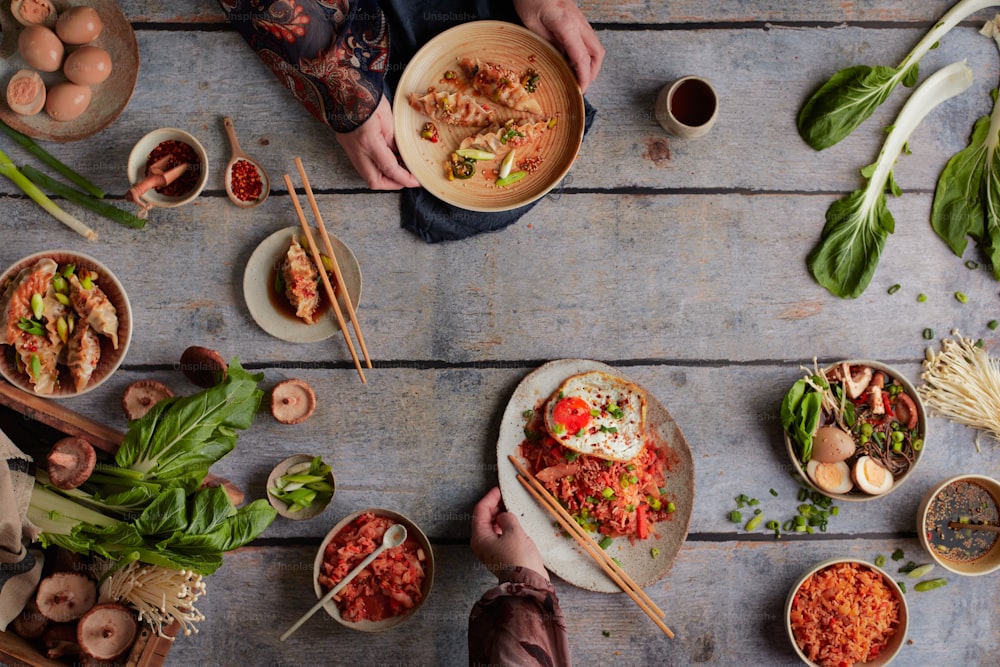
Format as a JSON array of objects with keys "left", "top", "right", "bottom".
[
  {"left": 293, "top": 157, "right": 372, "bottom": 369},
  {"left": 282, "top": 173, "right": 366, "bottom": 384},
  {"left": 508, "top": 455, "right": 674, "bottom": 638}
]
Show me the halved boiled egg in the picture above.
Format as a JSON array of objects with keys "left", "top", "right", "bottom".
[
  {"left": 806, "top": 459, "right": 853, "bottom": 495},
  {"left": 853, "top": 455, "right": 894, "bottom": 495},
  {"left": 544, "top": 370, "right": 647, "bottom": 462},
  {"left": 811, "top": 425, "right": 856, "bottom": 463}
]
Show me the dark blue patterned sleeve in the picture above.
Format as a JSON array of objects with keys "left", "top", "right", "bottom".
[{"left": 219, "top": 0, "right": 390, "bottom": 133}]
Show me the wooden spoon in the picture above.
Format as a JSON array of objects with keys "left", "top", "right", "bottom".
[
  {"left": 222, "top": 116, "right": 269, "bottom": 208},
  {"left": 279, "top": 523, "right": 407, "bottom": 641}
]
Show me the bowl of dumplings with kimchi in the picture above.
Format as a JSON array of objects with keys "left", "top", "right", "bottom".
[{"left": 0, "top": 250, "right": 132, "bottom": 398}]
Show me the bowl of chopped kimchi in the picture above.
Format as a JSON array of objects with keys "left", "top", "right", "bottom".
[
  {"left": 0, "top": 250, "right": 132, "bottom": 397},
  {"left": 786, "top": 558, "right": 908, "bottom": 667},
  {"left": 312, "top": 508, "right": 434, "bottom": 632}
]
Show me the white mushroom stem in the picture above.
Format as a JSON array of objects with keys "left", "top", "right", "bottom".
[{"left": 99, "top": 562, "right": 206, "bottom": 637}]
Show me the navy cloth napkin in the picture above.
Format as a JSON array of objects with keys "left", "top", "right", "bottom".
[{"left": 380, "top": 0, "right": 598, "bottom": 243}]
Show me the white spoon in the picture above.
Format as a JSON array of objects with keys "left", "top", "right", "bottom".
[{"left": 279, "top": 523, "right": 407, "bottom": 641}]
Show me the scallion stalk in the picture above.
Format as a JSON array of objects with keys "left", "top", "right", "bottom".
[
  {"left": 21, "top": 164, "right": 146, "bottom": 230},
  {"left": 0, "top": 118, "right": 104, "bottom": 198},
  {"left": 0, "top": 145, "right": 97, "bottom": 241}
]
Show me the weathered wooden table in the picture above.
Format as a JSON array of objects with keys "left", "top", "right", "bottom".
[{"left": 3, "top": 1, "right": 1000, "bottom": 665}]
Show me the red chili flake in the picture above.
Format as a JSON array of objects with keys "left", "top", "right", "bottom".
[
  {"left": 230, "top": 158, "right": 263, "bottom": 202},
  {"left": 145, "top": 140, "right": 201, "bottom": 197}
]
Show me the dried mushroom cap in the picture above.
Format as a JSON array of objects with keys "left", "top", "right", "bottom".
[
  {"left": 179, "top": 345, "right": 227, "bottom": 388},
  {"left": 121, "top": 379, "right": 174, "bottom": 420},
  {"left": 46, "top": 436, "right": 97, "bottom": 490},
  {"left": 270, "top": 378, "right": 317, "bottom": 424},
  {"left": 77, "top": 603, "right": 138, "bottom": 662},
  {"left": 36, "top": 572, "right": 97, "bottom": 622}
]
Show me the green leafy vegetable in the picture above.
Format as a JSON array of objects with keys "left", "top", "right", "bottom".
[
  {"left": 26, "top": 359, "right": 277, "bottom": 574},
  {"left": 807, "top": 61, "right": 973, "bottom": 298},
  {"left": 931, "top": 18, "right": 1000, "bottom": 277},
  {"left": 781, "top": 378, "right": 824, "bottom": 462},
  {"left": 798, "top": 0, "right": 995, "bottom": 150},
  {"left": 21, "top": 164, "right": 146, "bottom": 230}
]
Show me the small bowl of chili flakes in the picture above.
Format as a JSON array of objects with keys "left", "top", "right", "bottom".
[
  {"left": 311, "top": 508, "right": 434, "bottom": 632},
  {"left": 126, "top": 127, "right": 209, "bottom": 209}
]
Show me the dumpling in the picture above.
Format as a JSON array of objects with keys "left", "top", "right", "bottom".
[
  {"left": 68, "top": 273, "right": 119, "bottom": 349},
  {"left": 408, "top": 89, "right": 494, "bottom": 126},
  {"left": 282, "top": 237, "right": 320, "bottom": 324},
  {"left": 459, "top": 57, "right": 543, "bottom": 116},
  {"left": 66, "top": 321, "right": 100, "bottom": 392},
  {"left": 1, "top": 257, "right": 57, "bottom": 345},
  {"left": 458, "top": 119, "right": 553, "bottom": 157}
]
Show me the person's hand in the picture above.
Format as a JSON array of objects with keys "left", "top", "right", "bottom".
[
  {"left": 335, "top": 95, "right": 420, "bottom": 190},
  {"left": 471, "top": 486, "right": 548, "bottom": 581},
  {"left": 513, "top": 0, "right": 605, "bottom": 92}
]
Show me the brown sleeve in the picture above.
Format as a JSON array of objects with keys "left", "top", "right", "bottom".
[{"left": 468, "top": 566, "right": 571, "bottom": 667}]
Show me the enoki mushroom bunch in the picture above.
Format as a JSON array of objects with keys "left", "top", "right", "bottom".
[
  {"left": 920, "top": 330, "right": 1000, "bottom": 451},
  {"left": 100, "top": 562, "right": 207, "bottom": 637}
]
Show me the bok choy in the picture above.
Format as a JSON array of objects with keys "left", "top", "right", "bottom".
[
  {"left": 798, "top": 0, "right": 996, "bottom": 150},
  {"left": 27, "top": 359, "right": 278, "bottom": 574},
  {"left": 931, "top": 17, "right": 1000, "bottom": 277},
  {"left": 807, "top": 61, "right": 974, "bottom": 298}
]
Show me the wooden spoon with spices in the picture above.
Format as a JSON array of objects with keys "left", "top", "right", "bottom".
[
  {"left": 222, "top": 116, "right": 270, "bottom": 208},
  {"left": 948, "top": 521, "right": 1000, "bottom": 533}
]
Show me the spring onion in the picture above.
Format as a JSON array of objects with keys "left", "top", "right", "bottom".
[
  {"left": 807, "top": 60, "right": 974, "bottom": 298},
  {"left": 0, "top": 119, "right": 105, "bottom": 198},
  {"left": 21, "top": 164, "right": 146, "bottom": 229},
  {"left": 0, "top": 145, "right": 97, "bottom": 240},
  {"left": 797, "top": 0, "right": 997, "bottom": 150}
]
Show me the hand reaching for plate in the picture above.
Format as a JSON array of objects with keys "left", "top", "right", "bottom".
[
  {"left": 513, "top": 0, "right": 605, "bottom": 92},
  {"left": 336, "top": 96, "right": 420, "bottom": 190},
  {"left": 471, "top": 486, "right": 549, "bottom": 581}
]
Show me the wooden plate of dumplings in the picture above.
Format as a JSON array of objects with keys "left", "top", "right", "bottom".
[{"left": 0, "top": 250, "right": 132, "bottom": 397}]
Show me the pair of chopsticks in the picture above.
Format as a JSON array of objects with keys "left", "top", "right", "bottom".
[
  {"left": 283, "top": 158, "right": 372, "bottom": 383},
  {"left": 508, "top": 455, "right": 675, "bottom": 639}
]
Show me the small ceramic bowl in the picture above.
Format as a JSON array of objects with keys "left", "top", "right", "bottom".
[
  {"left": 917, "top": 474, "right": 1000, "bottom": 576},
  {"left": 312, "top": 508, "right": 434, "bottom": 632},
  {"left": 786, "top": 558, "right": 908, "bottom": 667},
  {"left": 0, "top": 250, "right": 132, "bottom": 398},
  {"left": 783, "top": 360, "right": 926, "bottom": 503},
  {"left": 266, "top": 454, "right": 335, "bottom": 520},
  {"left": 127, "top": 128, "right": 209, "bottom": 208}
]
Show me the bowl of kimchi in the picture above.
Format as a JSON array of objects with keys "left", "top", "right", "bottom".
[
  {"left": 312, "top": 508, "right": 434, "bottom": 632},
  {"left": 0, "top": 250, "right": 132, "bottom": 397},
  {"left": 785, "top": 558, "right": 908, "bottom": 667}
]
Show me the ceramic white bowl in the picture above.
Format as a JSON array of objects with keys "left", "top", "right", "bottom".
[
  {"left": 917, "top": 474, "right": 1000, "bottom": 576},
  {"left": 783, "top": 360, "right": 926, "bottom": 503},
  {"left": 127, "top": 128, "right": 209, "bottom": 208},
  {"left": 0, "top": 250, "right": 131, "bottom": 397},
  {"left": 312, "top": 508, "right": 433, "bottom": 632},
  {"left": 786, "top": 558, "right": 908, "bottom": 667}
]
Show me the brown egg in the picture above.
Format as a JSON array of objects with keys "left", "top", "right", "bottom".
[
  {"left": 18, "top": 24, "right": 64, "bottom": 72},
  {"left": 64, "top": 46, "right": 112, "bottom": 85},
  {"left": 810, "top": 425, "right": 856, "bottom": 463},
  {"left": 55, "top": 6, "right": 103, "bottom": 44},
  {"left": 45, "top": 82, "right": 91, "bottom": 121},
  {"left": 6, "top": 69, "right": 46, "bottom": 116}
]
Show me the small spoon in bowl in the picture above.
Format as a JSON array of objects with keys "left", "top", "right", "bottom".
[
  {"left": 279, "top": 523, "right": 408, "bottom": 641},
  {"left": 222, "top": 116, "right": 269, "bottom": 208}
]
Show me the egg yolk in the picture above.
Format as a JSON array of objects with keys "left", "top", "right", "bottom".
[
  {"left": 864, "top": 458, "right": 889, "bottom": 486},
  {"left": 552, "top": 396, "right": 591, "bottom": 434}
]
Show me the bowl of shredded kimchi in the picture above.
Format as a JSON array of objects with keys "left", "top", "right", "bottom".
[
  {"left": 312, "top": 508, "right": 434, "bottom": 632},
  {"left": 785, "top": 558, "right": 908, "bottom": 667}
]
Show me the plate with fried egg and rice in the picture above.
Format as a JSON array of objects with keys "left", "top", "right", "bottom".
[{"left": 496, "top": 359, "right": 695, "bottom": 592}]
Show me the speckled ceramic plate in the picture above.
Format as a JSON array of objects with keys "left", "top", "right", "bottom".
[
  {"left": 0, "top": 0, "right": 140, "bottom": 142},
  {"left": 0, "top": 250, "right": 131, "bottom": 398},
  {"left": 497, "top": 359, "right": 695, "bottom": 592},
  {"left": 393, "top": 20, "right": 585, "bottom": 212},
  {"left": 243, "top": 226, "right": 362, "bottom": 344}
]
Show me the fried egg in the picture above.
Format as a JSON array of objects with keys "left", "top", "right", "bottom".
[{"left": 543, "top": 371, "right": 647, "bottom": 461}]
